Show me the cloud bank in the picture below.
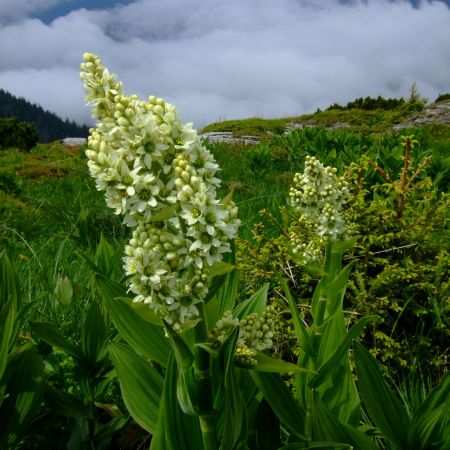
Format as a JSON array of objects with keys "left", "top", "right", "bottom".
[{"left": 0, "top": 0, "right": 449, "bottom": 128}]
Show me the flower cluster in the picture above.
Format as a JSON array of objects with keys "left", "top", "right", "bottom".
[
  {"left": 288, "top": 156, "right": 351, "bottom": 262},
  {"left": 210, "top": 306, "right": 275, "bottom": 367},
  {"left": 80, "top": 53, "right": 239, "bottom": 329}
]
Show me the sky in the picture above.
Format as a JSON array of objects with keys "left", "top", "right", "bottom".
[{"left": 0, "top": 0, "right": 449, "bottom": 129}]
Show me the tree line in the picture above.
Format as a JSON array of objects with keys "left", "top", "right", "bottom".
[{"left": 0, "top": 89, "right": 89, "bottom": 143}]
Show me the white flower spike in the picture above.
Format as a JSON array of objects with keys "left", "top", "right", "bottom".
[{"left": 80, "top": 53, "right": 239, "bottom": 329}]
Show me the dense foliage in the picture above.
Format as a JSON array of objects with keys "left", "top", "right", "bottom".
[
  {"left": 0, "top": 117, "right": 38, "bottom": 151},
  {"left": 0, "top": 89, "right": 89, "bottom": 143},
  {"left": 326, "top": 95, "right": 408, "bottom": 111}
]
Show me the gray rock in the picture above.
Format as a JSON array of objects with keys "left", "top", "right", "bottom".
[
  {"left": 61, "top": 137, "right": 87, "bottom": 146},
  {"left": 200, "top": 132, "right": 260, "bottom": 145}
]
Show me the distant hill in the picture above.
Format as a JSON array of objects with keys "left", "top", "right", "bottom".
[{"left": 0, "top": 89, "right": 89, "bottom": 143}]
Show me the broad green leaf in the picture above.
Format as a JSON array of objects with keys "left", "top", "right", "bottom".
[
  {"left": 310, "top": 315, "right": 378, "bottom": 389},
  {"left": 0, "top": 250, "right": 20, "bottom": 308},
  {"left": 163, "top": 354, "right": 204, "bottom": 450},
  {"left": 150, "top": 400, "right": 166, "bottom": 450},
  {"left": 44, "top": 387, "right": 89, "bottom": 419},
  {"left": 0, "top": 251, "right": 19, "bottom": 380},
  {"left": 0, "top": 343, "right": 44, "bottom": 449},
  {"left": 163, "top": 321, "right": 198, "bottom": 415},
  {"left": 408, "top": 371, "right": 450, "bottom": 449},
  {"left": 279, "top": 277, "right": 316, "bottom": 357},
  {"left": 96, "top": 274, "right": 170, "bottom": 367},
  {"left": 108, "top": 341, "right": 163, "bottom": 434},
  {"left": 0, "top": 299, "right": 16, "bottom": 381},
  {"left": 31, "top": 321, "right": 83, "bottom": 361},
  {"left": 233, "top": 284, "right": 268, "bottom": 320},
  {"left": 310, "top": 278, "right": 326, "bottom": 323},
  {"left": 81, "top": 301, "right": 107, "bottom": 364},
  {"left": 95, "top": 234, "right": 121, "bottom": 278},
  {"left": 126, "top": 298, "right": 167, "bottom": 325},
  {"left": 195, "top": 343, "right": 219, "bottom": 358},
  {"left": 251, "top": 371, "right": 306, "bottom": 440},
  {"left": 313, "top": 397, "right": 378, "bottom": 450},
  {"left": 322, "top": 261, "right": 356, "bottom": 317},
  {"left": 163, "top": 321, "right": 194, "bottom": 370},
  {"left": 252, "top": 352, "right": 315, "bottom": 374},
  {"left": 209, "top": 261, "right": 235, "bottom": 277},
  {"left": 354, "top": 342, "right": 410, "bottom": 449},
  {"left": 205, "top": 270, "right": 237, "bottom": 331},
  {"left": 219, "top": 327, "right": 245, "bottom": 450},
  {"left": 409, "top": 405, "right": 449, "bottom": 450}
]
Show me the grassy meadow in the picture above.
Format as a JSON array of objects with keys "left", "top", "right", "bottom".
[{"left": 1, "top": 104, "right": 449, "bottom": 448}]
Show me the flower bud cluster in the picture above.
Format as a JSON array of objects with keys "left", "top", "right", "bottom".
[
  {"left": 80, "top": 53, "right": 239, "bottom": 329},
  {"left": 288, "top": 156, "right": 352, "bottom": 262},
  {"left": 210, "top": 306, "right": 275, "bottom": 367}
]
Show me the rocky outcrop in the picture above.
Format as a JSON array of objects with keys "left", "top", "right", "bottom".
[
  {"left": 393, "top": 101, "right": 450, "bottom": 129},
  {"left": 200, "top": 101, "right": 450, "bottom": 144},
  {"left": 199, "top": 131, "right": 261, "bottom": 145},
  {"left": 61, "top": 137, "right": 87, "bottom": 146}
]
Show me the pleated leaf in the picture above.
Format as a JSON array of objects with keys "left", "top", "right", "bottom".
[
  {"left": 163, "top": 321, "right": 198, "bottom": 415},
  {"left": 0, "top": 343, "right": 44, "bottom": 449},
  {"left": 81, "top": 301, "right": 108, "bottom": 364},
  {"left": 219, "top": 327, "right": 245, "bottom": 450},
  {"left": 108, "top": 341, "right": 163, "bottom": 434},
  {"left": 163, "top": 354, "right": 204, "bottom": 450},
  {"left": 253, "top": 352, "right": 315, "bottom": 374},
  {"left": 233, "top": 284, "right": 268, "bottom": 320},
  {"left": 31, "top": 321, "right": 83, "bottom": 361},
  {"left": 408, "top": 371, "right": 450, "bottom": 449},
  {"left": 96, "top": 274, "right": 170, "bottom": 367},
  {"left": 251, "top": 371, "right": 306, "bottom": 440},
  {"left": 313, "top": 397, "right": 378, "bottom": 450},
  {"left": 44, "top": 386, "right": 90, "bottom": 419},
  {"left": 310, "top": 315, "right": 378, "bottom": 389},
  {"left": 280, "top": 277, "right": 316, "bottom": 357},
  {"left": 354, "top": 342, "right": 410, "bottom": 449}
]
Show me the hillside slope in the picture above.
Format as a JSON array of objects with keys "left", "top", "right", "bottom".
[{"left": 0, "top": 89, "right": 89, "bottom": 143}]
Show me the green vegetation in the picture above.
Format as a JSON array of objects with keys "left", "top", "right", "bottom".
[
  {"left": 201, "top": 95, "right": 433, "bottom": 136},
  {"left": 1, "top": 99, "right": 449, "bottom": 448},
  {"left": 0, "top": 117, "right": 38, "bottom": 151},
  {"left": 201, "top": 116, "right": 289, "bottom": 136}
]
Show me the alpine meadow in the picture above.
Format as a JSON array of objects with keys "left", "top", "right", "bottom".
[{"left": 0, "top": 53, "right": 449, "bottom": 449}]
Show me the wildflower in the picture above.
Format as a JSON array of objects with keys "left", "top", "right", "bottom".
[
  {"left": 289, "top": 156, "right": 352, "bottom": 263},
  {"left": 81, "top": 53, "right": 239, "bottom": 329},
  {"left": 210, "top": 306, "right": 276, "bottom": 366}
]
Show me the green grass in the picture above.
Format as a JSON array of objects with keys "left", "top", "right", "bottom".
[
  {"left": 201, "top": 116, "right": 289, "bottom": 136},
  {"left": 200, "top": 102, "right": 426, "bottom": 136},
  {"left": 1, "top": 113, "right": 449, "bottom": 348}
]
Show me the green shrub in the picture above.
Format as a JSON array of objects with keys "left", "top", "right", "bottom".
[
  {"left": 237, "top": 143, "right": 450, "bottom": 380},
  {"left": 0, "top": 117, "right": 39, "bottom": 151},
  {"left": 435, "top": 93, "right": 450, "bottom": 103}
]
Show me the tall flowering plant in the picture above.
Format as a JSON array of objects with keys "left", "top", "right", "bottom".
[
  {"left": 79, "top": 54, "right": 450, "bottom": 450},
  {"left": 80, "top": 53, "right": 240, "bottom": 330},
  {"left": 80, "top": 53, "right": 307, "bottom": 450}
]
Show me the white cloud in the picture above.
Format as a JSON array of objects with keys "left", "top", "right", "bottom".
[
  {"left": 0, "top": 0, "right": 449, "bottom": 128},
  {"left": 0, "top": 0, "right": 63, "bottom": 24}
]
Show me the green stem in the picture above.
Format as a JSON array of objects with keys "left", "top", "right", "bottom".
[
  {"left": 305, "top": 242, "right": 344, "bottom": 441},
  {"left": 193, "top": 303, "right": 218, "bottom": 450}
]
